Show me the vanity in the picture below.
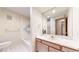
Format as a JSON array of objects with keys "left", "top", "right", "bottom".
[
  {"left": 35, "top": 7, "right": 79, "bottom": 52},
  {"left": 35, "top": 35, "right": 79, "bottom": 52}
]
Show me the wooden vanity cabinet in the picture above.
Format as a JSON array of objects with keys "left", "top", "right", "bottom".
[
  {"left": 62, "top": 46, "right": 79, "bottom": 52},
  {"left": 38, "top": 43, "right": 48, "bottom": 52},
  {"left": 36, "top": 38, "right": 61, "bottom": 52},
  {"left": 42, "top": 40, "right": 61, "bottom": 50},
  {"left": 48, "top": 47, "right": 60, "bottom": 52},
  {"left": 36, "top": 39, "right": 48, "bottom": 52},
  {"left": 36, "top": 38, "right": 79, "bottom": 52}
]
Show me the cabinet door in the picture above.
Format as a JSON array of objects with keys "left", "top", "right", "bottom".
[
  {"left": 36, "top": 41, "right": 48, "bottom": 52},
  {"left": 62, "top": 47, "right": 76, "bottom": 52},
  {"left": 49, "top": 47, "right": 60, "bottom": 52},
  {"left": 42, "top": 40, "right": 60, "bottom": 50}
]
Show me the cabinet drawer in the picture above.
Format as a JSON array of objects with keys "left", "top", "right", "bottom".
[
  {"left": 42, "top": 40, "right": 60, "bottom": 50},
  {"left": 49, "top": 47, "right": 60, "bottom": 52},
  {"left": 62, "top": 47, "right": 76, "bottom": 52},
  {"left": 36, "top": 41, "right": 48, "bottom": 52}
]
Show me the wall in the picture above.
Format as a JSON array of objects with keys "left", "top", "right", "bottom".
[
  {"left": 72, "top": 8, "right": 79, "bottom": 41},
  {"left": 68, "top": 8, "right": 73, "bottom": 39},
  {"left": 68, "top": 7, "right": 79, "bottom": 41},
  {"left": 31, "top": 8, "right": 43, "bottom": 51},
  {"left": 0, "top": 8, "right": 30, "bottom": 46}
]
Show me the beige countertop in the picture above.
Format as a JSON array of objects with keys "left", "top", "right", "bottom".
[{"left": 36, "top": 35, "right": 79, "bottom": 50}]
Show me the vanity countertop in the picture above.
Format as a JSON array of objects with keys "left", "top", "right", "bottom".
[{"left": 36, "top": 35, "right": 79, "bottom": 50}]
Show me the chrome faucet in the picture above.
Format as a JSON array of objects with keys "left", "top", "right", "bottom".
[{"left": 51, "top": 35, "right": 53, "bottom": 38}]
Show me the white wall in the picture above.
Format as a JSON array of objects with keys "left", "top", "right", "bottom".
[
  {"left": 68, "top": 7, "right": 79, "bottom": 41},
  {"left": 31, "top": 8, "right": 43, "bottom": 51},
  {"left": 31, "top": 8, "right": 42, "bottom": 36},
  {"left": 0, "top": 8, "right": 30, "bottom": 46},
  {"left": 68, "top": 8, "right": 73, "bottom": 39}
]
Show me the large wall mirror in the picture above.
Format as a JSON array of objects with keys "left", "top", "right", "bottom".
[{"left": 41, "top": 7, "right": 69, "bottom": 36}]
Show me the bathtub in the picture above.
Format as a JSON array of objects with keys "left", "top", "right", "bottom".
[{"left": 21, "top": 33, "right": 32, "bottom": 52}]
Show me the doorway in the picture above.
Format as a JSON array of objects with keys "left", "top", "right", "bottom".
[{"left": 55, "top": 17, "right": 67, "bottom": 36}]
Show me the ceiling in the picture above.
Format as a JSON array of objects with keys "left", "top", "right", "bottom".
[
  {"left": 3, "top": 7, "right": 69, "bottom": 19},
  {"left": 36, "top": 7, "right": 53, "bottom": 13},
  {"left": 4, "top": 7, "right": 30, "bottom": 18},
  {"left": 36, "top": 7, "right": 69, "bottom": 18}
]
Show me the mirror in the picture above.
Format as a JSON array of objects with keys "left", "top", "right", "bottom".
[{"left": 42, "top": 7, "right": 69, "bottom": 36}]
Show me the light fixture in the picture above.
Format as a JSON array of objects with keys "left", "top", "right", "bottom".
[
  {"left": 52, "top": 9, "right": 55, "bottom": 13},
  {"left": 47, "top": 16, "right": 50, "bottom": 18}
]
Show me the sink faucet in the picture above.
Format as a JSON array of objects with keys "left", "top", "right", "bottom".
[{"left": 51, "top": 35, "right": 53, "bottom": 38}]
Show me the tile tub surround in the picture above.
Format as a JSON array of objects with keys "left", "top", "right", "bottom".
[{"left": 36, "top": 35, "right": 79, "bottom": 51}]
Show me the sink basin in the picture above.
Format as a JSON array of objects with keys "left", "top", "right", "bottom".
[{"left": 0, "top": 41, "right": 12, "bottom": 49}]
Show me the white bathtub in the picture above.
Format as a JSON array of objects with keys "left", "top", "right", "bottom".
[{"left": 21, "top": 33, "right": 32, "bottom": 52}]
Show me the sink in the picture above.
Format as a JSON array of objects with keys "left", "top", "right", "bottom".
[{"left": 0, "top": 41, "right": 12, "bottom": 50}]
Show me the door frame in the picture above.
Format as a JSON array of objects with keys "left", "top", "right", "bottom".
[{"left": 55, "top": 17, "right": 68, "bottom": 36}]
